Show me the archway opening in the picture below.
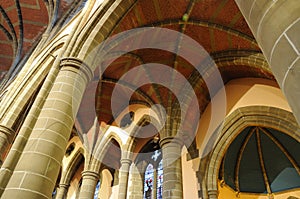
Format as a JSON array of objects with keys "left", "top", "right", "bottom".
[{"left": 218, "top": 126, "right": 300, "bottom": 198}]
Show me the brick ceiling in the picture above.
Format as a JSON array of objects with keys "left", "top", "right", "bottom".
[
  {"left": 0, "top": 1, "right": 277, "bottom": 137},
  {"left": 0, "top": 0, "right": 75, "bottom": 80},
  {"left": 92, "top": 0, "right": 275, "bottom": 129},
  {"left": 0, "top": 0, "right": 48, "bottom": 78}
]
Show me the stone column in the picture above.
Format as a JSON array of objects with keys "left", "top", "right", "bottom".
[
  {"left": 235, "top": 0, "right": 300, "bottom": 124},
  {"left": 0, "top": 125, "right": 15, "bottom": 165},
  {"left": 118, "top": 158, "right": 132, "bottom": 199},
  {"left": 207, "top": 190, "right": 218, "bottom": 199},
  {"left": 78, "top": 170, "right": 99, "bottom": 199},
  {"left": 128, "top": 162, "right": 144, "bottom": 199},
  {"left": 160, "top": 137, "right": 183, "bottom": 199},
  {"left": 1, "top": 58, "right": 93, "bottom": 199},
  {"left": 55, "top": 183, "right": 69, "bottom": 199}
]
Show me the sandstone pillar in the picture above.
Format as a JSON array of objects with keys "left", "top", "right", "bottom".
[
  {"left": 128, "top": 162, "right": 144, "bottom": 199},
  {"left": 55, "top": 183, "right": 69, "bottom": 199},
  {"left": 160, "top": 137, "right": 183, "bottom": 199},
  {"left": 207, "top": 190, "right": 218, "bottom": 199},
  {"left": 78, "top": 170, "right": 99, "bottom": 199},
  {"left": 0, "top": 125, "right": 15, "bottom": 165},
  {"left": 235, "top": 0, "right": 300, "bottom": 124},
  {"left": 118, "top": 158, "right": 132, "bottom": 199},
  {"left": 1, "top": 58, "right": 93, "bottom": 199}
]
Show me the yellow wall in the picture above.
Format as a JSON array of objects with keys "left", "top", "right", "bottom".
[
  {"left": 182, "top": 147, "right": 198, "bottom": 198},
  {"left": 218, "top": 181, "right": 300, "bottom": 199}
]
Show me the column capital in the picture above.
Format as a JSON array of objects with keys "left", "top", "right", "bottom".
[
  {"left": 159, "top": 136, "right": 183, "bottom": 148},
  {"left": 0, "top": 125, "right": 15, "bottom": 143},
  {"left": 58, "top": 183, "right": 69, "bottom": 189},
  {"left": 207, "top": 189, "right": 218, "bottom": 199},
  {"left": 81, "top": 170, "right": 99, "bottom": 180},
  {"left": 42, "top": 33, "right": 50, "bottom": 39},
  {"left": 60, "top": 57, "right": 93, "bottom": 82},
  {"left": 120, "top": 158, "right": 132, "bottom": 165}
]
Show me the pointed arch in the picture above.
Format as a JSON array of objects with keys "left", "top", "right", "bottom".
[
  {"left": 204, "top": 106, "right": 300, "bottom": 196},
  {"left": 62, "top": 147, "right": 85, "bottom": 184}
]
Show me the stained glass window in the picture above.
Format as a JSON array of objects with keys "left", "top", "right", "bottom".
[
  {"left": 94, "top": 181, "right": 100, "bottom": 199},
  {"left": 143, "top": 149, "right": 163, "bottom": 199},
  {"left": 157, "top": 160, "right": 163, "bottom": 199},
  {"left": 144, "top": 164, "right": 154, "bottom": 199}
]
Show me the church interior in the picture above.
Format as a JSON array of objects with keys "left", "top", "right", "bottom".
[{"left": 0, "top": 0, "right": 299, "bottom": 198}]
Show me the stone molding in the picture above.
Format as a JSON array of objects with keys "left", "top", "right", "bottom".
[
  {"left": 0, "top": 125, "right": 15, "bottom": 143},
  {"left": 60, "top": 57, "right": 93, "bottom": 82}
]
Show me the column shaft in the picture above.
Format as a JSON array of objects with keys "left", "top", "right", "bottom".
[
  {"left": 1, "top": 58, "right": 93, "bottom": 199},
  {"left": 118, "top": 159, "right": 132, "bottom": 199},
  {"left": 160, "top": 137, "right": 183, "bottom": 199},
  {"left": 55, "top": 184, "right": 69, "bottom": 199},
  {"left": 78, "top": 170, "right": 99, "bottom": 199},
  {"left": 235, "top": 0, "right": 300, "bottom": 124},
  {"left": 207, "top": 190, "right": 218, "bottom": 199},
  {"left": 0, "top": 68, "right": 58, "bottom": 195},
  {"left": 0, "top": 125, "right": 15, "bottom": 165},
  {"left": 128, "top": 162, "right": 144, "bottom": 199}
]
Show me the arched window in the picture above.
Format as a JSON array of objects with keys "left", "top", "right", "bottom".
[
  {"left": 143, "top": 150, "right": 163, "bottom": 199},
  {"left": 144, "top": 164, "right": 154, "bottom": 199},
  {"left": 157, "top": 160, "right": 163, "bottom": 199}
]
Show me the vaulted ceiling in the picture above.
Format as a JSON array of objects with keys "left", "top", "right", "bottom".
[
  {"left": 92, "top": 0, "right": 275, "bottom": 128},
  {"left": 0, "top": 0, "right": 77, "bottom": 81},
  {"left": 0, "top": 0, "right": 278, "bottom": 137}
]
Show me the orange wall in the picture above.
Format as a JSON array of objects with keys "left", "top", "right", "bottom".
[{"left": 196, "top": 78, "right": 291, "bottom": 158}]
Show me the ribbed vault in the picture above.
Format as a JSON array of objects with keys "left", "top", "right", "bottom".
[
  {"left": 0, "top": 0, "right": 49, "bottom": 77},
  {"left": 0, "top": 0, "right": 82, "bottom": 82},
  {"left": 91, "top": 0, "right": 275, "bottom": 129}
]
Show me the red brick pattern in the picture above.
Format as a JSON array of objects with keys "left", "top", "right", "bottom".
[
  {"left": 97, "top": 0, "right": 272, "bottom": 124},
  {"left": 0, "top": 0, "right": 49, "bottom": 75},
  {"left": 0, "top": 0, "right": 77, "bottom": 82}
]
